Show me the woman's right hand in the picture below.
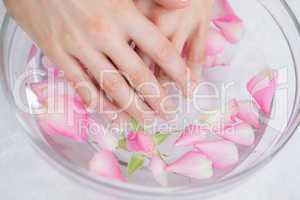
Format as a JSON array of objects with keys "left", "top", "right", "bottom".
[{"left": 4, "top": 0, "right": 194, "bottom": 125}]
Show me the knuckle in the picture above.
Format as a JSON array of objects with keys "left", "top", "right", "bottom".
[
  {"left": 130, "top": 68, "right": 150, "bottom": 85},
  {"left": 154, "top": 42, "right": 175, "bottom": 64},
  {"left": 86, "top": 18, "right": 112, "bottom": 41},
  {"left": 102, "top": 74, "right": 122, "bottom": 93}
]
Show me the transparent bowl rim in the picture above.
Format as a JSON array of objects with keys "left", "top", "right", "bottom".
[{"left": 0, "top": 0, "right": 299, "bottom": 197}]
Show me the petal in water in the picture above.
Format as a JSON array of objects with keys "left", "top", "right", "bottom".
[
  {"left": 32, "top": 81, "right": 89, "bottom": 142},
  {"left": 27, "top": 45, "right": 38, "bottom": 63},
  {"left": 247, "top": 69, "right": 277, "bottom": 115},
  {"left": 127, "top": 131, "right": 155, "bottom": 154},
  {"left": 92, "top": 123, "right": 118, "bottom": 151},
  {"left": 42, "top": 56, "right": 60, "bottom": 76},
  {"left": 212, "top": 0, "right": 245, "bottom": 43},
  {"left": 195, "top": 139, "right": 239, "bottom": 169},
  {"left": 31, "top": 81, "right": 49, "bottom": 103},
  {"left": 205, "top": 28, "right": 227, "bottom": 56},
  {"left": 174, "top": 125, "right": 212, "bottom": 147},
  {"left": 214, "top": 17, "right": 245, "bottom": 44},
  {"left": 212, "top": 0, "right": 237, "bottom": 20},
  {"left": 204, "top": 43, "right": 237, "bottom": 68},
  {"left": 149, "top": 155, "right": 168, "bottom": 186},
  {"left": 89, "top": 150, "right": 125, "bottom": 182},
  {"left": 217, "top": 123, "right": 255, "bottom": 146},
  {"left": 230, "top": 99, "right": 260, "bottom": 128},
  {"left": 166, "top": 151, "right": 213, "bottom": 179}
]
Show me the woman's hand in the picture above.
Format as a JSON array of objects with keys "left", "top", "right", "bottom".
[
  {"left": 136, "top": 0, "right": 214, "bottom": 81},
  {"left": 4, "top": 0, "right": 194, "bottom": 124}
]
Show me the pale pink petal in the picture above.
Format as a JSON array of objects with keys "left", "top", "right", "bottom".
[
  {"left": 214, "top": 17, "right": 245, "bottom": 44},
  {"left": 37, "top": 95, "right": 89, "bottom": 142},
  {"left": 27, "top": 45, "right": 38, "bottom": 63},
  {"left": 230, "top": 99, "right": 260, "bottom": 128},
  {"left": 93, "top": 124, "right": 118, "bottom": 151},
  {"left": 127, "top": 131, "right": 155, "bottom": 153},
  {"left": 149, "top": 156, "right": 167, "bottom": 186},
  {"left": 32, "top": 81, "right": 89, "bottom": 142},
  {"left": 195, "top": 139, "right": 239, "bottom": 169},
  {"left": 174, "top": 125, "right": 211, "bottom": 147},
  {"left": 89, "top": 150, "right": 125, "bottom": 182},
  {"left": 205, "top": 28, "right": 227, "bottom": 56},
  {"left": 212, "top": 0, "right": 236, "bottom": 20},
  {"left": 204, "top": 43, "right": 236, "bottom": 68},
  {"left": 30, "top": 81, "right": 49, "bottom": 103},
  {"left": 217, "top": 123, "right": 255, "bottom": 146},
  {"left": 42, "top": 56, "right": 60, "bottom": 76},
  {"left": 212, "top": 0, "right": 245, "bottom": 43},
  {"left": 166, "top": 151, "right": 213, "bottom": 179},
  {"left": 247, "top": 69, "right": 277, "bottom": 115}
]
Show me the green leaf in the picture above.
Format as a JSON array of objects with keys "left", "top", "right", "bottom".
[
  {"left": 117, "top": 137, "right": 127, "bottom": 150},
  {"left": 128, "top": 154, "right": 144, "bottom": 175},
  {"left": 129, "top": 118, "right": 143, "bottom": 131},
  {"left": 153, "top": 132, "right": 169, "bottom": 145}
]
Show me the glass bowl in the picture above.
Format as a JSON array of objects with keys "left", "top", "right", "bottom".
[{"left": 0, "top": 0, "right": 300, "bottom": 199}]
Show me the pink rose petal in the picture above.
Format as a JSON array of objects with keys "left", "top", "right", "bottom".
[
  {"left": 149, "top": 155, "right": 168, "bottom": 186},
  {"left": 127, "top": 131, "right": 155, "bottom": 154},
  {"left": 92, "top": 123, "right": 118, "bottom": 151},
  {"left": 212, "top": 0, "right": 245, "bottom": 44},
  {"left": 204, "top": 43, "right": 236, "bottom": 68},
  {"left": 42, "top": 56, "right": 60, "bottom": 76},
  {"left": 230, "top": 99, "right": 260, "bottom": 128},
  {"left": 31, "top": 81, "right": 49, "bottom": 103},
  {"left": 89, "top": 150, "right": 125, "bottom": 182},
  {"left": 212, "top": 0, "right": 236, "bottom": 20},
  {"left": 166, "top": 151, "right": 213, "bottom": 179},
  {"left": 195, "top": 139, "right": 239, "bottom": 169},
  {"left": 174, "top": 125, "right": 212, "bottom": 147},
  {"left": 32, "top": 81, "right": 89, "bottom": 142},
  {"left": 27, "top": 45, "right": 38, "bottom": 63},
  {"left": 247, "top": 69, "right": 277, "bottom": 115},
  {"left": 217, "top": 123, "right": 255, "bottom": 146},
  {"left": 214, "top": 17, "right": 245, "bottom": 44},
  {"left": 37, "top": 94, "right": 89, "bottom": 142},
  {"left": 205, "top": 28, "right": 227, "bottom": 56}
]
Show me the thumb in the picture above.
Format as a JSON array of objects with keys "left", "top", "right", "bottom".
[{"left": 154, "top": 0, "right": 190, "bottom": 9}]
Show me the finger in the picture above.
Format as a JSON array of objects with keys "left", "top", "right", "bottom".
[
  {"left": 47, "top": 48, "right": 130, "bottom": 123},
  {"left": 187, "top": 22, "right": 210, "bottom": 78},
  {"left": 150, "top": 7, "right": 180, "bottom": 37},
  {"left": 171, "top": 23, "right": 193, "bottom": 57},
  {"left": 135, "top": 0, "right": 156, "bottom": 18},
  {"left": 125, "top": 15, "right": 195, "bottom": 97},
  {"left": 98, "top": 90, "right": 131, "bottom": 126},
  {"left": 104, "top": 41, "right": 175, "bottom": 119},
  {"left": 70, "top": 48, "right": 156, "bottom": 124},
  {"left": 154, "top": 0, "right": 190, "bottom": 9}
]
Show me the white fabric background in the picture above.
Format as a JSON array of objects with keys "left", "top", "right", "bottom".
[{"left": 0, "top": 1, "right": 300, "bottom": 199}]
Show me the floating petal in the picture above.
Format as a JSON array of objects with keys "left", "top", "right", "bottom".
[
  {"left": 166, "top": 151, "right": 213, "bottom": 179},
  {"left": 214, "top": 17, "right": 245, "bottom": 44},
  {"left": 230, "top": 99, "right": 260, "bottom": 128},
  {"left": 205, "top": 28, "right": 227, "bottom": 56},
  {"left": 247, "top": 69, "right": 277, "bottom": 115},
  {"left": 174, "top": 125, "right": 211, "bottom": 147},
  {"left": 127, "top": 131, "right": 155, "bottom": 154},
  {"left": 149, "top": 155, "right": 168, "bottom": 186},
  {"left": 89, "top": 150, "right": 125, "bottom": 182},
  {"left": 217, "top": 123, "right": 255, "bottom": 146},
  {"left": 195, "top": 139, "right": 239, "bottom": 169},
  {"left": 42, "top": 56, "right": 60, "bottom": 76}
]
